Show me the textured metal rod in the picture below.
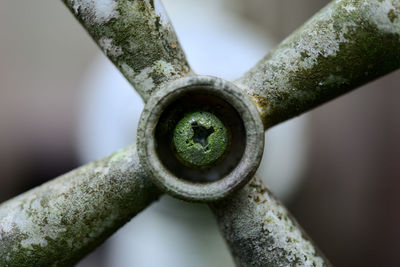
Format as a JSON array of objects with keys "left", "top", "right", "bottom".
[
  {"left": 0, "top": 145, "right": 160, "bottom": 266},
  {"left": 210, "top": 176, "right": 331, "bottom": 267},
  {"left": 236, "top": 0, "right": 400, "bottom": 129},
  {"left": 62, "top": 0, "right": 191, "bottom": 101}
]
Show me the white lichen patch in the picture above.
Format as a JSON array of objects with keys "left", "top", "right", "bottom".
[
  {"left": 133, "top": 67, "right": 155, "bottom": 99},
  {"left": 66, "top": 0, "right": 190, "bottom": 103},
  {"left": 120, "top": 56, "right": 187, "bottom": 100},
  {"left": 211, "top": 177, "right": 328, "bottom": 266},
  {"left": 153, "top": 60, "right": 176, "bottom": 77},
  {"left": 0, "top": 145, "right": 159, "bottom": 265},
  {"left": 236, "top": 0, "right": 400, "bottom": 127},
  {"left": 250, "top": 178, "right": 325, "bottom": 266},
  {"left": 68, "top": 0, "right": 119, "bottom": 25},
  {"left": 280, "top": 7, "right": 349, "bottom": 70},
  {"left": 358, "top": 0, "right": 400, "bottom": 34},
  {"left": 120, "top": 62, "right": 135, "bottom": 80},
  {"left": 120, "top": 62, "right": 152, "bottom": 100},
  {"left": 259, "top": 0, "right": 400, "bottom": 84},
  {"left": 0, "top": 193, "right": 67, "bottom": 250},
  {"left": 237, "top": 2, "right": 353, "bottom": 117},
  {"left": 98, "top": 37, "right": 123, "bottom": 57},
  {"left": 342, "top": 2, "right": 357, "bottom": 12},
  {"left": 153, "top": 0, "right": 170, "bottom": 25},
  {"left": 94, "top": 166, "right": 110, "bottom": 176}
]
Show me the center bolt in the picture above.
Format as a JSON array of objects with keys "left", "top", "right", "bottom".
[{"left": 172, "top": 111, "right": 230, "bottom": 168}]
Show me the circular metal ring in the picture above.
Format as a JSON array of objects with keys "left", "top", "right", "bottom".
[{"left": 137, "top": 76, "right": 264, "bottom": 202}]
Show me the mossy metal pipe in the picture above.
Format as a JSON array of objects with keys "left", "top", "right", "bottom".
[
  {"left": 0, "top": 145, "right": 160, "bottom": 266},
  {"left": 236, "top": 0, "right": 400, "bottom": 129},
  {"left": 210, "top": 176, "right": 331, "bottom": 267},
  {"left": 7, "top": 0, "right": 400, "bottom": 265},
  {"left": 62, "top": 0, "right": 191, "bottom": 101}
]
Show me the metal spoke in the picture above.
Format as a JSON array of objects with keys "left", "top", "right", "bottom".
[
  {"left": 62, "top": 0, "right": 192, "bottom": 102},
  {"left": 235, "top": 0, "right": 400, "bottom": 129},
  {"left": 0, "top": 145, "right": 161, "bottom": 266},
  {"left": 4, "top": 0, "right": 400, "bottom": 265},
  {"left": 209, "top": 176, "right": 331, "bottom": 267}
]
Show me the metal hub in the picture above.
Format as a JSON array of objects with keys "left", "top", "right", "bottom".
[{"left": 137, "top": 76, "right": 264, "bottom": 202}]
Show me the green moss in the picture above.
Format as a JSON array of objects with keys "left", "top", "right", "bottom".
[
  {"left": 0, "top": 145, "right": 160, "bottom": 266},
  {"left": 247, "top": 1, "right": 400, "bottom": 128},
  {"left": 280, "top": 11, "right": 400, "bottom": 127},
  {"left": 210, "top": 177, "right": 330, "bottom": 267},
  {"left": 388, "top": 9, "right": 398, "bottom": 23},
  {"left": 65, "top": 0, "right": 189, "bottom": 100},
  {"left": 300, "top": 51, "right": 310, "bottom": 60},
  {"left": 172, "top": 111, "right": 229, "bottom": 168}
]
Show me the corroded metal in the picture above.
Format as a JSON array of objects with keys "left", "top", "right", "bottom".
[
  {"left": 236, "top": 0, "right": 400, "bottom": 129},
  {"left": 0, "top": 145, "right": 160, "bottom": 266},
  {"left": 137, "top": 76, "right": 264, "bottom": 202},
  {"left": 3, "top": 0, "right": 400, "bottom": 266},
  {"left": 210, "top": 176, "right": 331, "bottom": 267},
  {"left": 62, "top": 0, "right": 192, "bottom": 101}
]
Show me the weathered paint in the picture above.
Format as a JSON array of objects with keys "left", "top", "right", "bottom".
[
  {"left": 236, "top": 0, "right": 400, "bottom": 129},
  {"left": 173, "top": 111, "right": 229, "bottom": 168},
  {"left": 210, "top": 176, "right": 330, "bottom": 267},
  {"left": 0, "top": 145, "right": 160, "bottom": 266},
  {"left": 63, "top": 0, "right": 191, "bottom": 101}
]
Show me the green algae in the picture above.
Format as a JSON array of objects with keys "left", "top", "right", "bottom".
[{"left": 172, "top": 111, "right": 229, "bottom": 168}]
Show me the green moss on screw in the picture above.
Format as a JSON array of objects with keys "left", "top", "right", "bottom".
[{"left": 173, "top": 111, "right": 229, "bottom": 168}]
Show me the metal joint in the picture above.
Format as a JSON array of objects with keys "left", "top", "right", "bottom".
[{"left": 137, "top": 75, "right": 264, "bottom": 202}]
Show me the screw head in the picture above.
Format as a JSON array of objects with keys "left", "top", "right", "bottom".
[{"left": 173, "top": 111, "right": 230, "bottom": 168}]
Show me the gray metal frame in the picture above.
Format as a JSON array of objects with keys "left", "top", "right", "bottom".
[{"left": 1, "top": 0, "right": 400, "bottom": 266}]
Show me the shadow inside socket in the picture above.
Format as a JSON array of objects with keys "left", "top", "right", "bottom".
[{"left": 155, "top": 92, "right": 246, "bottom": 183}]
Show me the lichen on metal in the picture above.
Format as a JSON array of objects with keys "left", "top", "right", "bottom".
[
  {"left": 4, "top": 0, "right": 400, "bottom": 265},
  {"left": 0, "top": 145, "right": 160, "bottom": 266},
  {"left": 210, "top": 176, "right": 331, "bottom": 267},
  {"left": 173, "top": 111, "right": 229, "bottom": 168},
  {"left": 236, "top": 0, "right": 400, "bottom": 129},
  {"left": 63, "top": 0, "right": 191, "bottom": 101}
]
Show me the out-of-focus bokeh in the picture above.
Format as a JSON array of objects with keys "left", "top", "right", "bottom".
[
  {"left": 0, "top": 0, "right": 96, "bottom": 200},
  {"left": 1, "top": 0, "right": 399, "bottom": 266}
]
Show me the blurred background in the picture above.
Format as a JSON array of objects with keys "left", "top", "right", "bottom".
[{"left": 0, "top": 0, "right": 399, "bottom": 266}]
